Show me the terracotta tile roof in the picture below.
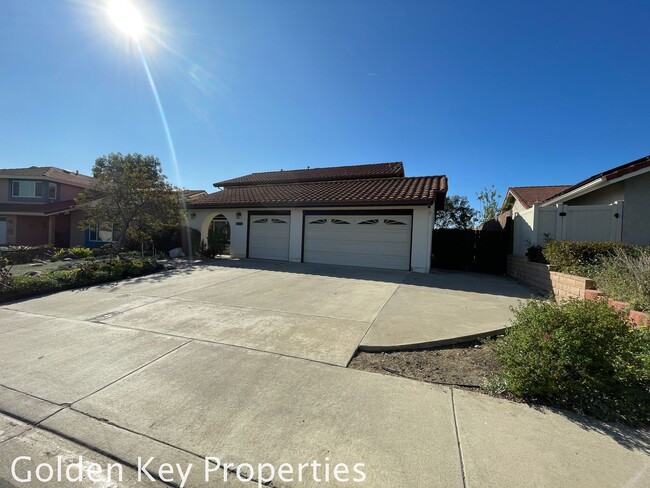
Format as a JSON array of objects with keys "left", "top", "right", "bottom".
[
  {"left": 191, "top": 176, "right": 447, "bottom": 209},
  {"left": 541, "top": 154, "right": 650, "bottom": 203},
  {"left": 508, "top": 185, "right": 571, "bottom": 209},
  {"left": 214, "top": 162, "right": 405, "bottom": 187},
  {"left": 181, "top": 189, "right": 208, "bottom": 200},
  {"left": 0, "top": 166, "right": 94, "bottom": 188},
  {"left": 0, "top": 199, "right": 77, "bottom": 215}
]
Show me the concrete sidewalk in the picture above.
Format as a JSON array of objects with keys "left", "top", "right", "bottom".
[{"left": 1, "top": 307, "right": 649, "bottom": 487}]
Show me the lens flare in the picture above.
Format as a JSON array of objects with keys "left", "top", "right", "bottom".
[
  {"left": 105, "top": 0, "right": 195, "bottom": 257},
  {"left": 107, "top": 0, "right": 144, "bottom": 39}
]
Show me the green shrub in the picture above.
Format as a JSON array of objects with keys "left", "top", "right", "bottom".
[
  {"left": 0, "top": 258, "right": 13, "bottom": 291},
  {"left": 525, "top": 245, "right": 547, "bottom": 264},
  {"left": 542, "top": 241, "right": 636, "bottom": 278},
  {"left": 182, "top": 226, "right": 202, "bottom": 257},
  {"left": 122, "top": 225, "right": 184, "bottom": 254},
  {"left": 202, "top": 228, "right": 228, "bottom": 258},
  {"left": 1, "top": 246, "right": 37, "bottom": 264},
  {"left": 596, "top": 248, "right": 650, "bottom": 312},
  {"left": 69, "top": 247, "right": 93, "bottom": 259},
  {"left": 0, "top": 258, "right": 162, "bottom": 303},
  {"left": 53, "top": 247, "right": 93, "bottom": 260},
  {"left": 487, "top": 299, "right": 650, "bottom": 425}
]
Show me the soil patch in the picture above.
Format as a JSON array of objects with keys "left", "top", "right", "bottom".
[{"left": 349, "top": 340, "right": 500, "bottom": 388}]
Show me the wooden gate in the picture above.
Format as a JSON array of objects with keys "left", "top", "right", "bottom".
[{"left": 431, "top": 229, "right": 508, "bottom": 274}]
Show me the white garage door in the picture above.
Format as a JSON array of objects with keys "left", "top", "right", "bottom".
[
  {"left": 248, "top": 214, "right": 291, "bottom": 261},
  {"left": 303, "top": 214, "right": 412, "bottom": 270}
]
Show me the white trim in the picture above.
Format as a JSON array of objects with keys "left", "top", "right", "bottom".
[
  {"left": 542, "top": 165, "right": 650, "bottom": 206},
  {"left": 541, "top": 178, "right": 603, "bottom": 206}
]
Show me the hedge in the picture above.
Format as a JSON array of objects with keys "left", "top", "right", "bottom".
[
  {"left": 0, "top": 258, "right": 162, "bottom": 303},
  {"left": 542, "top": 241, "right": 636, "bottom": 278}
]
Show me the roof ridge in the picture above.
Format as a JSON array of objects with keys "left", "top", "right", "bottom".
[
  {"left": 510, "top": 184, "right": 572, "bottom": 189},
  {"left": 244, "top": 161, "right": 403, "bottom": 176},
  {"left": 214, "top": 174, "right": 444, "bottom": 190}
]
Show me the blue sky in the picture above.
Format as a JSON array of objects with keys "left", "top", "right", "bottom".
[{"left": 1, "top": 0, "right": 649, "bottom": 208}]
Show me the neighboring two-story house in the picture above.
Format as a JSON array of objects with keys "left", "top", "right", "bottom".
[{"left": 0, "top": 166, "right": 101, "bottom": 247}]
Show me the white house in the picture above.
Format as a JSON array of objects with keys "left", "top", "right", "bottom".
[
  {"left": 509, "top": 155, "right": 650, "bottom": 255},
  {"left": 188, "top": 162, "right": 448, "bottom": 272}
]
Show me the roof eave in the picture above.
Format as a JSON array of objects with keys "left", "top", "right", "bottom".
[{"left": 189, "top": 199, "right": 435, "bottom": 210}]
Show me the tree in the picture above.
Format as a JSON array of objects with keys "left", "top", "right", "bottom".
[
  {"left": 435, "top": 195, "right": 476, "bottom": 229},
  {"left": 76, "top": 153, "right": 180, "bottom": 253},
  {"left": 475, "top": 185, "right": 501, "bottom": 225}
]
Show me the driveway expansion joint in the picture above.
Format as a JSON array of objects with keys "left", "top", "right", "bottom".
[
  {"left": 450, "top": 388, "right": 468, "bottom": 488},
  {"left": 65, "top": 406, "right": 273, "bottom": 487},
  {"left": 90, "top": 317, "right": 353, "bottom": 369},
  {"left": 351, "top": 280, "right": 404, "bottom": 365},
  {"left": 69, "top": 339, "right": 194, "bottom": 407}
]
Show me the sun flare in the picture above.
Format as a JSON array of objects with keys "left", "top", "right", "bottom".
[{"left": 107, "top": 0, "right": 144, "bottom": 39}]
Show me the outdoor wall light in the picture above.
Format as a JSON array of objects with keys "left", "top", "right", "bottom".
[
  {"left": 236, "top": 211, "right": 242, "bottom": 219},
  {"left": 189, "top": 212, "right": 196, "bottom": 219}
]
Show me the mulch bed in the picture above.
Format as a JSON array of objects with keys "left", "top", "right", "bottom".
[{"left": 348, "top": 340, "right": 500, "bottom": 389}]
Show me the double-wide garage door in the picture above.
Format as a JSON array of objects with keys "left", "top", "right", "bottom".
[
  {"left": 303, "top": 214, "right": 412, "bottom": 270},
  {"left": 248, "top": 212, "right": 413, "bottom": 270}
]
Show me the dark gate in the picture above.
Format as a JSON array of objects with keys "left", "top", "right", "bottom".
[{"left": 431, "top": 229, "right": 508, "bottom": 274}]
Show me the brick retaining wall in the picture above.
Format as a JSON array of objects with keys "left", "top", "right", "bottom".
[
  {"left": 507, "top": 254, "right": 649, "bottom": 326},
  {"left": 506, "top": 255, "right": 596, "bottom": 301}
]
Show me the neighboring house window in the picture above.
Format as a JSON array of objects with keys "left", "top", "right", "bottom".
[
  {"left": 48, "top": 182, "right": 57, "bottom": 199},
  {"left": 12, "top": 180, "right": 42, "bottom": 198},
  {"left": 89, "top": 223, "right": 115, "bottom": 242}
]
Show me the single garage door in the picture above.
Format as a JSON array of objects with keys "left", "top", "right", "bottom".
[
  {"left": 303, "top": 214, "right": 412, "bottom": 270},
  {"left": 248, "top": 214, "right": 291, "bottom": 261}
]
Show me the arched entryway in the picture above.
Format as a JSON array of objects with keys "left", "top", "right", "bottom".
[{"left": 206, "top": 214, "right": 231, "bottom": 256}]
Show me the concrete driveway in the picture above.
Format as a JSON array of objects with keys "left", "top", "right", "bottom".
[
  {"left": 3, "top": 261, "right": 533, "bottom": 366},
  {"left": 1, "top": 261, "right": 648, "bottom": 487}
]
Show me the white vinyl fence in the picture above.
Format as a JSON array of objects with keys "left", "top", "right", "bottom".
[{"left": 513, "top": 201, "right": 624, "bottom": 256}]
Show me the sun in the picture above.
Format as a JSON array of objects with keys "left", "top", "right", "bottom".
[{"left": 107, "top": 0, "right": 145, "bottom": 39}]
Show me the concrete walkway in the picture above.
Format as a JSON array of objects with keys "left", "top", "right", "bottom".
[{"left": 1, "top": 263, "right": 648, "bottom": 487}]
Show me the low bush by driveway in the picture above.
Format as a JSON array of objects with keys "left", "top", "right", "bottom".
[{"left": 0, "top": 257, "right": 162, "bottom": 303}]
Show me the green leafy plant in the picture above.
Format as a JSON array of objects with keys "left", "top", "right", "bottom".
[
  {"left": 485, "top": 299, "right": 650, "bottom": 425},
  {"left": 2, "top": 246, "right": 35, "bottom": 264},
  {"left": 0, "top": 258, "right": 13, "bottom": 291},
  {"left": 596, "top": 248, "right": 650, "bottom": 312},
  {"left": 475, "top": 185, "right": 501, "bottom": 226},
  {"left": 202, "top": 226, "right": 228, "bottom": 258},
  {"left": 542, "top": 240, "right": 636, "bottom": 278},
  {"left": 75, "top": 153, "right": 181, "bottom": 253},
  {"left": 53, "top": 247, "right": 94, "bottom": 260},
  {"left": 0, "top": 258, "right": 162, "bottom": 303},
  {"left": 434, "top": 195, "right": 476, "bottom": 229},
  {"left": 524, "top": 234, "right": 552, "bottom": 264}
]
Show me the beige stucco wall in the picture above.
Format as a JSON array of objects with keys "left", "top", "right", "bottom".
[
  {"left": 621, "top": 171, "right": 650, "bottom": 245},
  {"left": 511, "top": 199, "right": 528, "bottom": 215}
]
